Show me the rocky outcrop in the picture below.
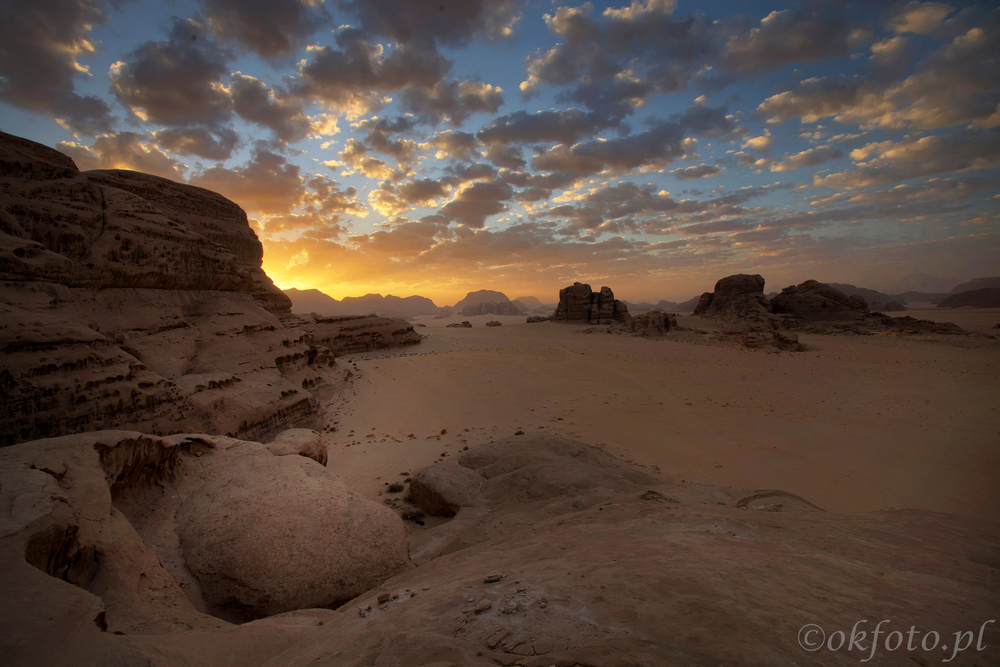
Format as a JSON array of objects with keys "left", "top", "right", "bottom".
[
  {"left": 618, "top": 310, "right": 677, "bottom": 337},
  {"left": 951, "top": 277, "right": 1000, "bottom": 293},
  {"left": 484, "top": 320, "right": 502, "bottom": 327},
  {"left": 285, "top": 288, "right": 441, "bottom": 318},
  {"left": 0, "top": 132, "right": 421, "bottom": 447},
  {"left": 446, "top": 321, "right": 473, "bottom": 328},
  {"left": 526, "top": 315, "right": 550, "bottom": 323},
  {"left": 460, "top": 301, "right": 526, "bottom": 316},
  {"left": 770, "top": 279, "right": 871, "bottom": 321},
  {"left": 872, "top": 301, "right": 906, "bottom": 312},
  {"left": 937, "top": 288, "right": 1000, "bottom": 308},
  {"left": 693, "top": 274, "right": 771, "bottom": 318},
  {"left": 552, "top": 282, "right": 631, "bottom": 324},
  {"left": 452, "top": 289, "right": 512, "bottom": 311},
  {"left": 1, "top": 432, "right": 997, "bottom": 666}
]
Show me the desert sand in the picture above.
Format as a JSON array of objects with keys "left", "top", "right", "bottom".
[{"left": 327, "top": 314, "right": 1000, "bottom": 521}]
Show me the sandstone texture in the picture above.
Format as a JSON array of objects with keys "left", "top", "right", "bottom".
[
  {"left": 552, "top": 282, "right": 631, "bottom": 324},
  {"left": 693, "top": 273, "right": 771, "bottom": 318},
  {"left": 0, "top": 132, "right": 420, "bottom": 447},
  {"left": 771, "top": 279, "right": 871, "bottom": 321},
  {"left": 2, "top": 432, "right": 997, "bottom": 666}
]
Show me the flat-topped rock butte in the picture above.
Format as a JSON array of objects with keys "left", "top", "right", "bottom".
[{"left": 1, "top": 131, "right": 998, "bottom": 666}]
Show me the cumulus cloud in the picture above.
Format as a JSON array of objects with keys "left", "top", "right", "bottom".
[
  {"left": 0, "top": 0, "right": 114, "bottom": 133},
  {"left": 477, "top": 108, "right": 620, "bottom": 146},
  {"left": 769, "top": 146, "right": 843, "bottom": 172},
  {"left": 110, "top": 19, "right": 232, "bottom": 128},
  {"left": 439, "top": 180, "right": 513, "bottom": 227},
  {"left": 230, "top": 73, "right": 311, "bottom": 142},
  {"left": 153, "top": 127, "right": 240, "bottom": 160},
  {"left": 885, "top": 2, "right": 954, "bottom": 34},
  {"left": 350, "top": 216, "right": 450, "bottom": 256},
  {"left": 338, "top": 0, "right": 522, "bottom": 46},
  {"left": 420, "top": 130, "right": 479, "bottom": 161},
  {"left": 671, "top": 164, "right": 723, "bottom": 180},
  {"left": 400, "top": 79, "right": 504, "bottom": 126},
  {"left": 200, "top": 0, "right": 331, "bottom": 58},
  {"left": 190, "top": 147, "right": 305, "bottom": 214},
  {"left": 757, "top": 14, "right": 1000, "bottom": 131},
  {"left": 531, "top": 122, "right": 685, "bottom": 176},
  {"left": 338, "top": 138, "right": 412, "bottom": 181},
  {"left": 814, "top": 130, "right": 1000, "bottom": 188},
  {"left": 58, "top": 132, "right": 187, "bottom": 180}
]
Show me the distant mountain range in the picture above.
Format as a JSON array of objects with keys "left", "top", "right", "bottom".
[{"left": 284, "top": 288, "right": 440, "bottom": 318}]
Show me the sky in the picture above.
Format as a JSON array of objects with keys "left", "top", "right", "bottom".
[{"left": 1, "top": 0, "right": 998, "bottom": 305}]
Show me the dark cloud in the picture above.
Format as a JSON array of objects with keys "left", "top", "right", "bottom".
[
  {"left": 443, "top": 162, "right": 498, "bottom": 185},
  {"left": 231, "top": 73, "right": 311, "bottom": 142},
  {"left": 200, "top": 0, "right": 331, "bottom": 58},
  {"left": 339, "top": 138, "right": 413, "bottom": 181},
  {"left": 305, "top": 175, "right": 367, "bottom": 216},
  {"left": 399, "top": 79, "right": 504, "bottom": 126},
  {"left": 672, "top": 103, "right": 744, "bottom": 139},
  {"left": 58, "top": 132, "right": 186, "bottom": 180},
  {"left": 439, "top": 180, "right": 513, "bottom": 227},
  {"left": 110, "top": 18, "right": 232, "bottom": 128},
  {"left": 153, "top": 127, "right": 240, "bottom": 160},
  {"left": 190, "top": 147, "right": 305, "bottom": 214},
  {"left": 338, "top": 0, "right": 521, "bottom": 46},
  {"left": 477, "top": 108, "right": 618, "bottom": 146},
  {"left": 531, "top": 122, "right": 685, "bottom": 176},
  {"left": 484, "top": 143, "right": 526, "bottom": 169},
  {"left": 398, "top": 178, "right": 449, "bottom": 205},
  {"left": 671, "top": 164, "right": 723, "bottom": 180},
  {"left": 421, "top": 130, "right": 479, "bottom": 161},
  {"left": 0, "top": 0, "right": 114, "bottom": 133}
]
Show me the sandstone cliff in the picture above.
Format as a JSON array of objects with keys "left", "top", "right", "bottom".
[
  {"left": 0, "top": 132, "right": 420, "bottom": 446},
  {"left": 552, "top": 282, "right": 631, "bottom": 324}
]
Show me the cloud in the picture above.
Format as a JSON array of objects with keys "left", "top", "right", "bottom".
[
  {"left": 110, "top": 18, "right": 232, "bottom": 128},
  {"left": 673, "top": 103, "right": 745, "bottom": 139},
  {"left": 200, "top": 0, "right": 332, "bottom": 58},
  {"left": 338, "top": 138, "right": 412, "bottom": 181},
  {"left": 337, "top": 0, "right": 522, "bottom": 46},
  {"left": 438, "top": 180, "right": 513, "bottom": 227},
  {"left": 757, "top": 15, "right": 1000, "bottom": 131},
  {"left": 477, "top": 108, "right": 620, "bottom": 146},
  {"left": 484, "top": 143, "right": 526, "bottom": 169},
  {"left": 305, "top": 175, "right": 367, "bottom": 216},
  {"left": 153, "top": 127, "right": 240, "bottom": 160},
  {"left": 190, "top": 147, "right": 305, "bottom": 214},
  {"left": 742, "top": 132, "right": 772, "bottom": 153},
  {"left": 350, "top": 216, "right": 450, "bottom": 256},
  {"left": 671, "top": 164, "right": 722, "bottom": 180},
  {"left": 420, "top": 130, "right": 479, "bottom": 161},
  {"left": 814, "top": 130, "right": 1000, "bottom": 188},
  {"left": 769, "top": 146, "right": 843, "bottom": 172},
  {"left": 230, "top": 73, "right": 311, "bottom": 142},
  {"left": 397, "top": 178, "right": 449, "bottom": 205},
  {"left": 531, "top": 122, "right": 685, "bottom": 176},
  {"left": 885, "top": 2, "right": 954, "bottom": 34},
  {"left": 400, "top": 79, "right": 504, "bottom": 126},
  {"left": 0, "top": 0, "right": 114, "bottom": 134},
  {"left": 58, "top": 132, "right": 187, "bottom": 180}
]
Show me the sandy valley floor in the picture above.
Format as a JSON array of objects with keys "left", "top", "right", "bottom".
[{"left": 324, "top": 309, "right": 1000, "bottom": 521}]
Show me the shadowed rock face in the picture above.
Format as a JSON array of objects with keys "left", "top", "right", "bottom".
[
  {"left": 693, "top": 273, "right": 771, "bottom": 318},
  {"left": 771, "top": 279, "right": 870, "bottom": 321},
  {"left": 937, "top": 288, "right": 1000, "bottom": 308},
  {"left": 0, "top": 131, "right": 420, "bottom": 447},
  {"left": 553, "top": 282, "right": 631, "bottom": 324}
]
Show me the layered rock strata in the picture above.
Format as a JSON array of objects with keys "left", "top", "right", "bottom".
[{"left": 552, "top": 282, "right": 631, "bottom": 324}]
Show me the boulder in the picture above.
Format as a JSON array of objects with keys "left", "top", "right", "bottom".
[
  {"left": 526, "top": 315, "right": 550, "bottom": 323},
  {"left": 409, "top": 460, "right": 486, "bottom": 516},
  {"left": 770, "top": 279, "right": 870, "bottom": 321},
  {"left": 693, "top": 274, "right": 771, "bottom": 318},
  {"left": 446, "top": 321, "right": 473, "bottom": 328},
  {"left": 552, "top": 282, "right": 631, "bottom": 324},
  {"left": 485, "top": 320, "right": 502, "bottom": 327},
  {"left": 265, "top": 428, "right": 327, "bottom": 465}
]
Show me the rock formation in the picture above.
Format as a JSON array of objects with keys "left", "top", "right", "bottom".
[
  {"left": 0, "top": 131, "right": 420, "bottom": 447},
  {"left": 446, "top": 321, "right": 473, "bottom": 328},
  {"left": 552, "top": 282, "right": 631, "bottom": 324},
  {"left": 452, "top": 289, "right": 512, "bottom": 311},
  {"left": 1, "top": 431, "right": 997, "bottom": 666},
  {"left": 460, "top": 301, "right": 526, "bottom": 316},
  {"left": 951, "top": 277, "right": 1000, "bottom": 293},
  {"left": 618, "top": 310, "right": 677, "bottom": 337},
  {"left": 512, "top": 295, "right": 543, "bottom": 309},
  {"left": 937, "top": 288, "right": 1000, "bottom": 308},
  {"left": 871, "top": 301, "right": 906, "bottom": 312},
  {"left": 284, "top": 289, "right": 441, "bottom": 318},
  {"left": 484, "top": 320, "right": 502, "bottom": 327},
  {"left": 770, "top": 279, "right": 870, "bottom": 322},
  {"left": 693, "top": 274, "right": 771, "bottom": 318},
  {"left": 526, "top": 315, "right": 550, "bottom": 323}
]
